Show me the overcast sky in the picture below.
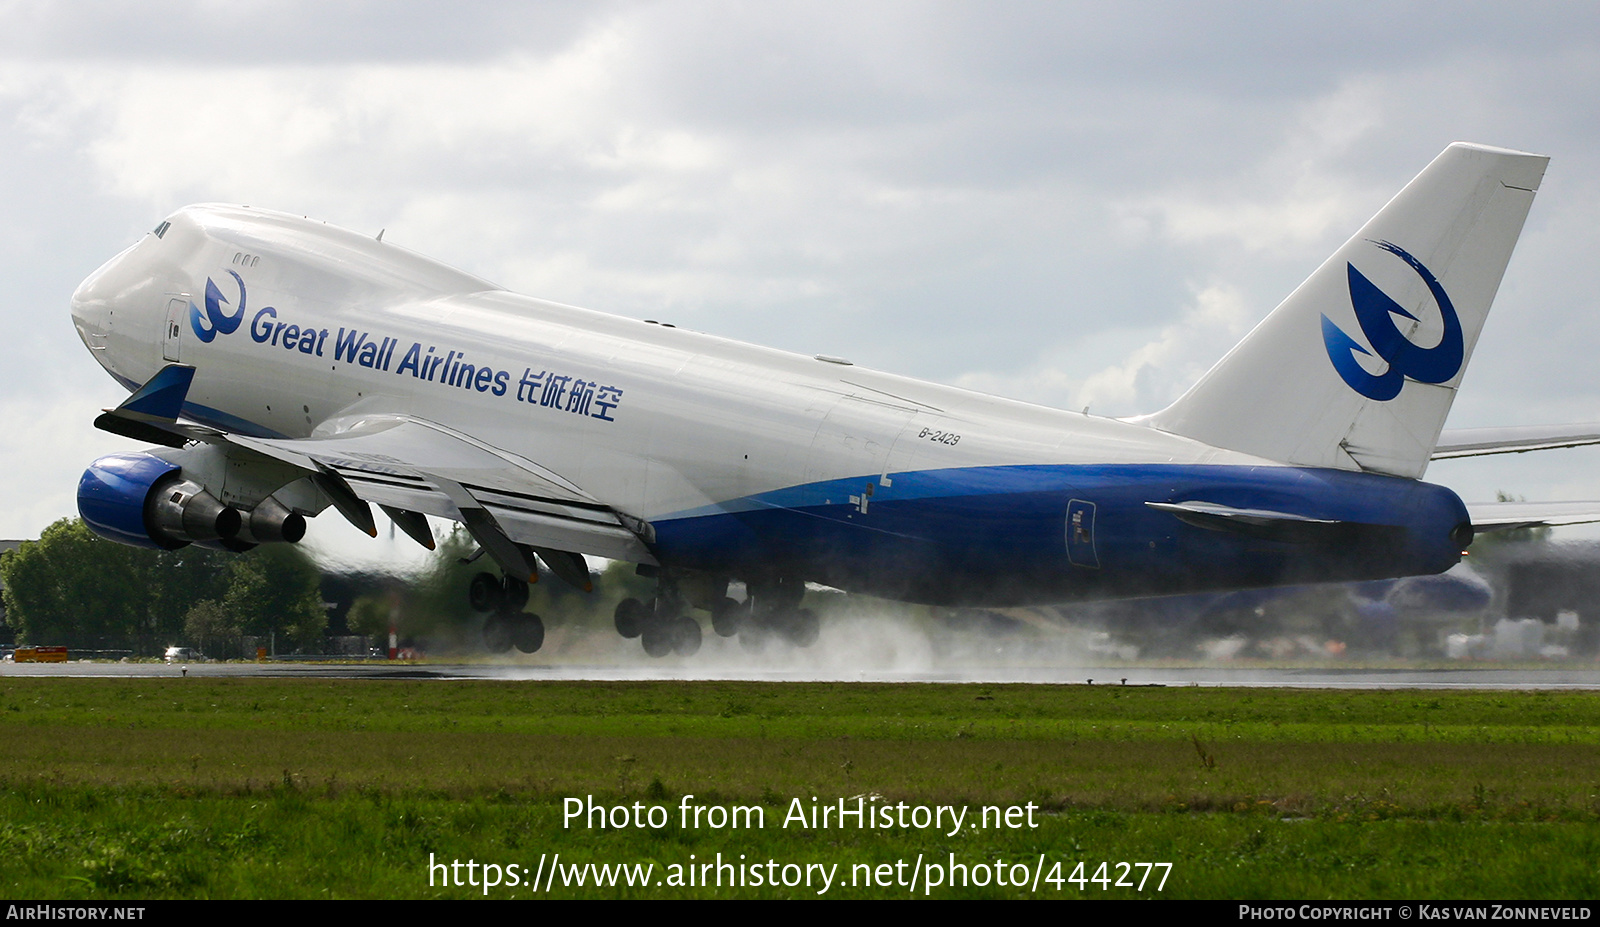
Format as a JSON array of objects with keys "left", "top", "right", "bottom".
[{"left": 6, "top": 1, "right": 1600, "bottom": 565}]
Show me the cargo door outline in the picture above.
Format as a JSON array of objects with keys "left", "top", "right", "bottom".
[
  {"left": 1066, "top": 499, "right": 1099, "bottom": 569},
  {"left": 163, "top": 297, "right": 185, "bottom": 362}
]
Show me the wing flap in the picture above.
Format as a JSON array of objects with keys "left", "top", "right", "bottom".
[
  {"left": 97, "top": 364, "right": 655, "bottom": 565},
  {"left": 232, "top": 414, "right": 657, "bottom": 564}
]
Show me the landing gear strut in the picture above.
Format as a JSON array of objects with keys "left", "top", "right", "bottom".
[
  {"left": 472, "top": 571, "right": 544, "bottom": 654},
  {"left": 736, "top": 575, "right": 818, "bottom": 652},
  {"left": 613, "top": 571, "right": 820, "bottom": 657},
  {"left": 613, "top": 572, "right": 703, "bottom": 658}
]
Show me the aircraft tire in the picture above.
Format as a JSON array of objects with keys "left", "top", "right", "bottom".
[
  {"left": 640, "top": 620, "right": 675, "bottom": 658},
  {"left": 502, "top": 577, "right": 530, "bottom": 611},
  {"left": 652, "top": 594, "right": 683, "bottom": 624},
  {"left": 512, "top": 613, "right": 545, "bottom": 654},
  {"left": 469, "top": 572, "right": 505, "bottom": 613},
  {"left": 738, "top": 620, "right": 770, "bottom": 653},
  {"left": 483, "top": 613, "right": 513, "bottom": 653},
  {"left": 782, "top": 608, "right": 820, "bottom": 648},
  {"left": 710, "top": 597, "right": 746, "bottom": 637},
  {"left": 672, "top": 617, "right": 702, "bottom": 656},
  {"left": 751, "top": 576, "right": 803, "bottom": 613},
  {"left": 614, "top": 598, "right": 648, "bottom": 639}
]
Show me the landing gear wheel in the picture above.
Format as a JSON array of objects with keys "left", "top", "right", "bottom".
[
  {"left": 614, "top": 598, "right": 648, "bottom": 639},
  {"left": 652, "top": 594, "right": 684, "bottom": 625},
  {"left": 751, "top": 575, "right": 804, "bottom": 613},
  {"left": 469, "top": 572, "right": 505, "bottom": 613},
  {"left": 672, "top": 617, "right": 703, "bottom": 656},
  {"left": 640, "top": 620, "right": 675, "bottom": 658},
  {"left": 738, "top": 620, "right": 771, "bottom": 654},
  {"left": 711, "top": 597, "right": 746, "bottom": 637},
  {"left": 483, "top": 612, "right": 513, "bottom": 653},
  {"left": 502, "top": 577, "right": 530, "bottom": 612},
  {"left": 512, "top": 613, "right": 545, "bottom": 653},
  {"left": 781, "top": 608, "right": 820, "bottom": 647}
]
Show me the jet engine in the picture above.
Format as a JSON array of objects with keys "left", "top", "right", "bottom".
[{"left": 77, "top": 451, "right": 304, "bottom": 551}]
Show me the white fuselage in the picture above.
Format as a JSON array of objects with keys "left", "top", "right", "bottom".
[
  {"left": 73, "top": 205, "right": 1268, "bottom": 526},
  {"left": 72, "top": 204, "right": 1471, "bottom": 607}
]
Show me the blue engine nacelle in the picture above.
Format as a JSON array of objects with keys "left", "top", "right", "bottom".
[{"left": 78, "top": 452, "right": 242, "bottom": 550}]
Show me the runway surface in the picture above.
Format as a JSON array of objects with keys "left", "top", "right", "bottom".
[{"left": 6, "top": 659, "right": 1600, "bottom": 688}]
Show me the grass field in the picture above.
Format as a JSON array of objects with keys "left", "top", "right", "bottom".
[{"left": 1, "top": 676, "right": 1598, "bottom": 898}]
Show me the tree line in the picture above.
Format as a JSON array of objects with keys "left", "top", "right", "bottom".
[
  {"left": 1, "top": 518, "right": 655, "bottom": 658},
  {"left": 1, "top": 518, "right": 326, "bottom": 655}
]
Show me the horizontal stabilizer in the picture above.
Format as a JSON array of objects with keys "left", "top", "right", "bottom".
[
  {"left": 1433, "top": 423, "right": 1600, "bottom": 459},
  {"left": 1466, "top": 500, "right": 1600, "bottom": 533}
]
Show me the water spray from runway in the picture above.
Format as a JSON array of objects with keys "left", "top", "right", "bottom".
[{"left": 314, "top": 533, "right": 1600, "bottom": 683}]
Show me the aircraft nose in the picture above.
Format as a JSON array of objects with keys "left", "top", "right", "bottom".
[
  {"left": 70, "top": 255, "right": 119, "bottom": 349},
  {"left": 69, "top": 235, "right": 169, "bottom": 362}
]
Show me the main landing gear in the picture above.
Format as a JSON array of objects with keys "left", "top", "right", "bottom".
[
  {"left": 465, "top": 546, "right": 593, "bottom": 655},
  {"left": 469, "top": 571, "right": 545, "bottom": 654},
  {"left": 732, "top": 575, "right": 819, "bottom": 653},
  {"left": 612, "top": 576, "right": 702, "bottom": 658},
  {"left": 613, "top": 572, "right": 819, "bottom": 658}
]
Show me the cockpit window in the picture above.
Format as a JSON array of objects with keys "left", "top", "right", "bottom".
[{"left": 152, "top": 220, "right": 171, "bottom": 239}]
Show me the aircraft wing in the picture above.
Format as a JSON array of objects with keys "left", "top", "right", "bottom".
[
  {"left": 1466, "top": 500, "right": 1600, "bottom": 533},
  {"left": 94, "top": 366, "right": 656, "bottom": 572},
  {"left": 1432, "top": 423, "right": 1600, "bottom": 459},
  {"left": 231, "top": 416, "right": 658, "bottom": 568}
]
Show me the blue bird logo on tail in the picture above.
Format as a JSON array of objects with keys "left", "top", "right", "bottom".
[
  {"left": 1320, "top": 241, "right": 1463, "bottom": 401},
  {"left": 189, "top": 270, "right": 248, "bottom": 343}
]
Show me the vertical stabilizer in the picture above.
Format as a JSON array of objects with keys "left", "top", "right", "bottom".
[{"left": 1147, "top": 143, "right": 1547, "bottom": 478}]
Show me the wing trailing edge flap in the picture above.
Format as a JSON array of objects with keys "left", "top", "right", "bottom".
[
  {"left": 226, "top": 415, "right": 657, "bottom": 565},
  {"left": 94, "top": 366, "right": 649, "bottom": 566}
]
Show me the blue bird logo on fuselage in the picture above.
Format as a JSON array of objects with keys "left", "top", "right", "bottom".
[{"left": 189, "top": 270, "right": 248, "bottom": 343}]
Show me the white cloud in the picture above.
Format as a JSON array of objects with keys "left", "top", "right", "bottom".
[
  {"left": 1076, "top": 283, "right": 1253, "bottom": 413},
  {"left": 953, "top": 283, "right": 1254, "bottom": 416},
  {"left": 7, "top": 3, "right": 1600, "bottom": 559},
  {"left": 0, "top": 389, "right": 132, "bottom": 539},
  {"left": 1112, "top": 77, "right": 1391, "bottom": 254}
]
